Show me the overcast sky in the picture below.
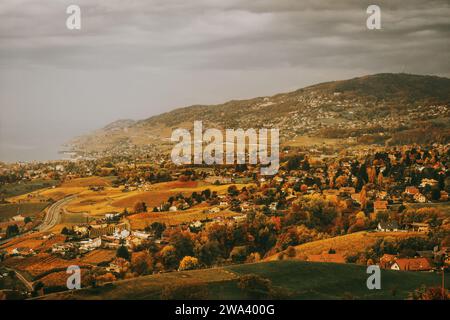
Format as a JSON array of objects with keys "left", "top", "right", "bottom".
[{"left": 0, "top": 0, "right": 449, "bottom": 161}]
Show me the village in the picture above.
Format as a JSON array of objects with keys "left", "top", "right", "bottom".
[{"left": 0, "top": 140, "right": 448, "bottom": 298}]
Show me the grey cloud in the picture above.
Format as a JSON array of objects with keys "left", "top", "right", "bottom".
[{"left": 0, "top": 0, "right": 449, "bottom": 161}]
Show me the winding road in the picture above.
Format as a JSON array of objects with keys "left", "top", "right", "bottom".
[
  {"left": 38, "top": 195, "right": 77, "bottom": 232},
  {"left": 0, "top": 196, "right": 77, "bottom": 292},
  {"left": 0, "top": 195, "right": 76, "bottom": 246}
]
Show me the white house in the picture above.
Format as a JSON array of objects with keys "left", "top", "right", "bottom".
[
  {"left": 269, "top": 202, "right": 278, "bottom": 211},
  {"left": 414, "top": 193, "right": 427, "bottom": 203},
  {"left": 219, "top": 201, "right": 229, "bottom": 208},
  {"left": 11, "top": 247, "right": 34, "bottom": 256},
  {"left": 11, "top": 214, "right": 25, "bottom": 222},
  {"left": 189, "top": 221, "right": 203, "bottom": 229},
  {"left": 79, "top": 237, "right": 102, "bottom": 252},
  {"left": 105, "top": 212, "right": 121, "bottom": 220},
  {"left": 377, "top": 221, "right": 399, "bottom": 232},
  {"left": 209, "top": 207, "right": 220, "bottom": 214},
  {"left": 132, "top": 230, "right": 152, "bottom": 240},
  {"left": 113, "top": 229, "right": 130, "bottom": 240}
]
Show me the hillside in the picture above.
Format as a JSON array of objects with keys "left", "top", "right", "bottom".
[
  {"left": 265, "top": 231, "right": 426, "bottom": 262},
  {"left": 66, "top": 73, "right": 450, "bottom": 158},
  {"left": 37, "top": 260, "right": 445, "bottom": 300}
]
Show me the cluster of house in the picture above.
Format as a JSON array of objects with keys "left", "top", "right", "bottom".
[
  {"left": 51, "top": 220, "right": 154, "bottom": 259},
  {"left": 192, "top": 144, "right": 449, "bottom": 224},
  {"left": 0, "top": 159, "right": 98, "bottom": 184},
  {"left": 188, "top": 213, "right": 248, "bottom": 231},
  {"left": 376, "top": 221, "right": 431, "bottom": 233},
  {"left": 379, "top": 246, "right": 449, "bottom": 271}
]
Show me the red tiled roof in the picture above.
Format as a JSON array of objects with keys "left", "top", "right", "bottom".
[
  {"left": 393, "top": 258, "right": 432, "bottom": 271},
  {"left": 374, "top": 200, "right": 388, "bottom": 210}
]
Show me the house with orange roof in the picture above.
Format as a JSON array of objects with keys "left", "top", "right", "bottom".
[
  {"left": 390, "top": 257, "right": 432, "bottom": 271},
  {"left": 379, "top": 254, "right": 397, "bottom": 269},
  {"left": 405, "top": 186, "right": 419, "bottom": 195},
  {"left": 373, "top": 200, "right": 388, "bottom": 213}
]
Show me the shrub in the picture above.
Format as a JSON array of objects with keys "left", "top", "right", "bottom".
[
  {"left": 230, "top": 246, "right": 248, "bottom": 263},
  {"left": 116, "top": 245, "right": 130, "bottom": 261},
  {"left": 131, "top": 251, "right": 153, "bottom": 275},
  {"left": 178, "top": 256, "right": 199, "bottom": 271},
  {"left": 133, "top": 201, "right": 147, "bottom": 213},
  {"left": 408, "top": 285, "right": 449, "bottom": 300},
  {"left": 237, "top": 274, "right": 274, "bottom": 299},
  {"left": 286, "top": 246, "right": 296, "bottom": 258}
]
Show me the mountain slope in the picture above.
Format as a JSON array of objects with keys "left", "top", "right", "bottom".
[{"left": 66, "top": 73, "right": 450, "bottom": 158}]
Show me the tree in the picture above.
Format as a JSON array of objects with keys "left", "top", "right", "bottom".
[
  {"left": 376, "top": 211, "right": 389, "bottom": 223},
  {"left": 159, "top": 245, "right": 178, "bottom": 270},
  {"left": 377, "top": 171, "right": 384, "bottom": 187},
  {"left": 360, "top": 186, "right": 367, "bottom": 210},
  {"left": 133, "top": 201, "right": 147, "bottom": 213},
  {"left": 116, "top": 245, "right": 130, "bottom": 261},
  {"left": 228, "top": 185, "right": 239, "bottom": 197},
  {"left": 302, "top": 159, "right": 310, "bottom": 171},
  {"left": 246, "top": 252, "right": 261, "bottom": 263},
  {"left": 150, "top": 222, "right": 166, "bottom": 238},
  {"left": 169, "top": 229, "right": 194, "bottom": 259},
  {"left": 201, "top": 189, "right": 211, "bottom": 199},
  {"left": 348, "top": 219, "right": 367, "bottom": 233},
  {"left": 430, "top": 188, "right": 441, "bottom": 201},
  {"left": 286, "top": 246, "right": 297, "bottom": 257},
  {"left": 112, "top": 257, "right": 130, "bottom": 277},
  {"left": 356, "top": 211, "right": 366, "bottom": 220},
  {"left": 230, "top": 246, "right": 248, "bottom": 263},
  {"left": 196, "top": 240, "right": 222, "bottom": 266},
  {"left": 6, "top": 224, "right": 19, "bottom": 238},
  {"left": 409, "top": 285, "right": 449, "bottom": 300},
  {"left": 131, "top": 251, "right": 153, "bottom": 275},
  {"left": 367, "top": 166, "right": 376, "bottom": 184},
  {"left": 335, "top": 175, "right": 347, "bottom": 188},
  {"left": 178, "top": 256, "right": 199, "bottom": 271},
  {"left": 95, "top": 272, "right": 116, "bottom": 285}
]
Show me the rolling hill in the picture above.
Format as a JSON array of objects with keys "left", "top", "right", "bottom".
[
  {"left": 66, "top": 73, "right": 450, "bottom": 158},
  {"left": 37, "top": 260, "right": 446, "bottom": 300},
  {"left": 264, "top": 231, "right": 426, "bottom": 262}
]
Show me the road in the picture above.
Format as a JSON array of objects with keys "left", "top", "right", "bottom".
[
  {"left": 7, "top": 268, "right": 34, "bottom": 292},
  {"left": 0, "top": 195, "right": 75, "bottom": 246},
  {"left": 38, "top": 195, "right": 77, "bottom": 232},
  {"left": 0, "top": 196, "right": 76, "bottom": 292}
]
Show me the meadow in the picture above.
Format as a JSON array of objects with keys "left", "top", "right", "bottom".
[
  {"left": 37, "top": 260, "right": 446, "bottom": 300},
  {"left": 0, "top": 179, "right": 58, "bottom": 199},
  {"left": 265, "top": 231, "right": 426, "bottom": 261},
  {"left": 0, "top": 202, "right": 49, "bottom": 222}
]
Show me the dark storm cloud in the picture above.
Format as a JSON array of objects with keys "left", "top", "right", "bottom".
[
  {"left": 1, "top": 0, "right": 449, "bottom": 72},
  {"left": 0, "top": 0, "right": 449, "bottom": 161}
]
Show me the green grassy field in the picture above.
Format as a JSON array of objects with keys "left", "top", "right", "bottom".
[
  {"left": 38, "top": 260, "right": 446, "bottom": 300},
  {"left": 0, "top": 202, "right": 50, "bottom": 222},
  {"left": 226, "top": 261, "right": 444, "bottom": 300},
  {"left": 0, "top": 179, "right": 59, "bottom": 199}
]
